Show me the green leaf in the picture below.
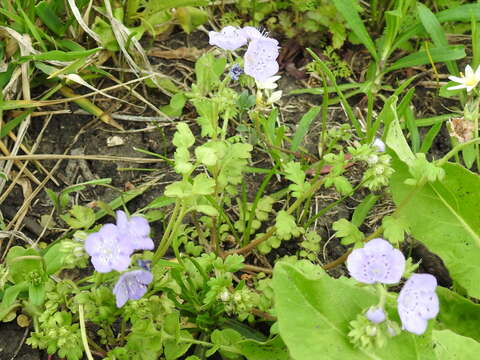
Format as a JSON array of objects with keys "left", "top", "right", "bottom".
[
  {"left": 275, "top": 211, "right": 303, "bottom": 240},
  {"left": 5, "top": 247, "right": 45, "bottom": 284},
  {"left": 273, "top": 262, "right": 435, "bottom": 360},
  {"left": 238, "top": 336, "right": 290, "bottom": 360},
  {"left": 331, "top": 0, "right": 378, "bottom": 60},
  {"left": 143, "top": 196, "right": 175, "bottom": 210},
  {"left": 437, "top": 287, "right": 480, "bottom": 342},
  {"left": 160, "top": 93, "right": 187, "bottom": 118},
  {"left": 386, "top": 45, "right": 465, "bottom": 72},
  {"left": 385, "top": 98, "right": 415, "bottom": 165},
  {"left": 174, "top": 147, "right": 193, "bottom": 175},
  {"left": 175, "top": 7, "right": 208, "bottom": 34},
  {"left": 43, "top": 243, "right": 67, "bottom": 275},
  {"left": 208, "top": 329, "right": 242, "bottom": 359},
  {"left": 22, "top": 48, "right": 100, "bottom": 62},
  {"left": 194, "top": 53, "right": 226, "bottom": 95},
  {"left": 164, "top": 330, "right": 192, "bottom": 360},
  {"left": 416, "top": 3, "right": 458, "bottom": 76},
  {"left": 192, "top": 173, "right": 215, "bottom": 195},
  {"left": 0, "top": 111, "right": 29, "bottom": 139},
  {"left": 195, "top": 145, "right": 218, "bottom": 166},
  {"left": 173, "top": 123, "right": 195, "bottom": 148},
  {"left": 433, "top": 330, "right": 480, "bottom": 359},
  {"left": 193, "top": 204, "right": 218, "bottom": 217},
  {"left": 35, "top": 1, "right": 66, "bottom": 36},
  {"left": 351, "top": 194, "right": 379, "bottom": 227},
  {"left": 290, "top": 106, "right": 320, "bottom": 152},
  {"left": 390, "top": 159, "right": 480, "bottom": 298},
  {"left": 332, "top": 218, "right": 364, "bottom": 245},
  {"left": 28, "top": 283, "right": 45, "bottom": 306},
  {"left": 164, "top": 181, "right": 193, "bottom": 199},
  {"left": 60, "top": 205, "right": 95, "bottom": 229},
  {"left": 382, "top": 216, "right": 409, "bottom": 244}
]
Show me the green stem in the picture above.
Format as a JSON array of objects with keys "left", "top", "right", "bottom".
[
  {"left": 154, "top": 205, "right": 186, "bottom": 263},
  {"left": 153, "top": 202, "right": 181, "bottom": 263},
  {"left": 437, "top": 137, "right": 480, "bottom": 167},
  {"left": 79, "top": 304, "right": 95, "bottom": 360},
  {"left": 225, "top": 175, "right": 326, "bottom": 256}
]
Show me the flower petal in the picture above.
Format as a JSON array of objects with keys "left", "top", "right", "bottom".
[
  {"left": 346, "top": 249, "right": 375, "bottom": 284},
  {"left": 399, "top": 311, "right": 428, "bottom": 335},
  {"left": 91, "top": 254, "right": 113, "bottom": 273},
  {"left": 447, "top": 84, "right": 467, "bottom": 91},
  {"left": 465, "top": 65, "right": 474, "bottom": 77},
  {"left": 116, "top": 210, "right": 129, "bottom": 231},
  {"left": 403, "top": 273, "right": 437, "bottom": 292}
]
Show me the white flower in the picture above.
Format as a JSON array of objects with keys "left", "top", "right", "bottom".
[
  {"left": 256, "top": 75, "right": 281, "bottom": 90},
  {"left": 448, "top": 65, "right": 480, "bottom": 92},
  {"left": 267, "top": 90, "right": 282, "bottom": 104}
]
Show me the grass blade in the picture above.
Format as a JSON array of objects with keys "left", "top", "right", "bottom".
[{"left": 332, "top": 0, "right": 378, "bottom": 60}]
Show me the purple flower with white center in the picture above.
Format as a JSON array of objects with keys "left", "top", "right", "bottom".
[
  {"left": 366, "top": 307, "right": 386, "bottom": 324},
  {"left": 208, "top": 26, "right": 247, "bottom": 51},
  {"left": 244, "top": 37, "right": 279, "bottom": 82},
  {"left": 397, "top": 273, "right": 439, "bottom": 335},
  {"left": 113, "top": 270, "right": 153, "bottom": 308},
  {"left": 347, "top": 238, "right": 405, "bottom": 284},
  {"left": 84, "top": 224, "right": 133, "bottom": 273},
  {"left": 229, "top": 64, "right": 243, "bottom": 80},
  {"left": 116, "top": 210, "right": 154, "bottom": 251}
]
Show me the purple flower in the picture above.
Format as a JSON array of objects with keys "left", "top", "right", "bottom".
[
  {"left": 208, "top": 26, "right": 247, "bottom": 51},
  {"left": 366, "top": 307, "right": 386, "bottom": 324},
  {"left": 397, "top": 273, "right": 439, "bottom": 335},
  {"left": 116, "top": 210, "right": 154, "bottom": 251},
  {"left": 113, "top": 270, "right": 153, "bottom": 308},
  {"left": 84, "top": 224, "right": 133, "bottom": 273},
  {"left": 244, "top": 37, "right": 279, "bottom": 82},
  {"left": 373, "top": 138, "right": 386, "bottom": 152},
  {"left": 240, "top": 26, "right": 264, "bottom": 40},
  {"left": 229, "top": 64, "right": 243, "bottom": 80},
  {"left": 347, "top": 238, "right": 405, "bottom": 284}
]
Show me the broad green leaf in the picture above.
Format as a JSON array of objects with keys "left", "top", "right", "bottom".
[
  {"left": 6, "top": 246, "right": 45, "bottom": 284},
  {"left": 386, "top": 46, "right": 465, "bottom": 72},
  {"left": 437, "top": 287, "right": 480, "bottom": 342},
  {"left": 390, "top": 159, "right": 480, "bottom": 298},
  {"left": 331, "top": 0, "right": 378, "bottom": 60},
  {"left": 43, "top": 243, "right": 67, "bottom": 275},
  {"left": 238, "top": 336, "right": 290, "bottom": 360},
  {"left": 273, "top": 262, "right": 435, "bottom": 360},
  {"left": 433, "top": 330, "right": 480, "bottom": 359},
  {"left": 0, "top": 282, "right": 28, "bottom": 321}
]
